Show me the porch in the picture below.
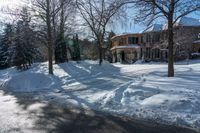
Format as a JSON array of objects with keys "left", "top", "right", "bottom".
[{"left": 111, "top": 44, "right": 141, "bottom": 63}]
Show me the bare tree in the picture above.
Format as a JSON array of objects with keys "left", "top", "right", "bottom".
[
  {"left": 76, "top": 0, "right": 126, "bottom": 65},
  {"left": 31, "top": 0, "right": 59, "bottom": 74},
  {"left": 132, "top": 0, "right": 200, "bottom": 77},
  {"left": 32, "top": 0, "right": 74, "bottom": 74}
]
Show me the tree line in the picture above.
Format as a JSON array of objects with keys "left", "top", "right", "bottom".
[
  {"left": 0, "top": 0, "right": 200, "bottom": 77},
  {"left": 0, "top": 7, "right": 39, "bottom": 70}
]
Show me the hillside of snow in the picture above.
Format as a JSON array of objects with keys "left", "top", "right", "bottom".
[{"left": 0, "top": 60, "right": 200, "bottom": 132}]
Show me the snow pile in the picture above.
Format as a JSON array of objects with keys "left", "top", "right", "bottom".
[
  {"left": 1, "top": 60, "right": 200, "bottom": 131},
  {"left": 4, "top": 73, "right": 56, "bottom": 92},
  {"left": 0, "top": 63, "right": 58, "bottom": 92},
  {"left": 134, "top": 60, "right": 145, "bottom": 64},
  {"left": 99, "top": 66, "right": 200, "bottom": 130}
]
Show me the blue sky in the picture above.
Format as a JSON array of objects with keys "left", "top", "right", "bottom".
[
  {"left": 0, "top": 0, "right": 199, "bottom": 35},
  {"left": 113, "top": 11, "right": 200, "bottom": 34}
]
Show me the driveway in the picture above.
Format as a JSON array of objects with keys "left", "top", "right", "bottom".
[{"left": 0, "top": 90, "right": 198, "bottom": 133}]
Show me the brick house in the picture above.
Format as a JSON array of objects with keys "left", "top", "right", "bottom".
[{"left": 111, "top": 17, "right": 200, "bottom": 63}]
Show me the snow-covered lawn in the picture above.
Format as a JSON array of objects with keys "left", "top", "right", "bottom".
[{"left": 0, "top": 60, "right": 200, "bottom": 131}]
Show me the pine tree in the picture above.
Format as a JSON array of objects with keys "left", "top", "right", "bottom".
[
  {"left": 0, "top": 24, "right": 14, "bottom": 69},
  {"left": 72, "top": 34, "right": 80, "bottom": 61},
  {"left": 55, "top": 33, "right": 67, "bottom": 63},
  {"left": 13, "top": 7, "right": 39, "bottom": 70},
  {"left": 20, "top": 7, "right": 39, "bottom": 67},
  {"left": 13, "top": 21, "right": 26, "bottom": 69}
]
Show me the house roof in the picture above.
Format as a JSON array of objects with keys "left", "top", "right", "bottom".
[
  {"left": 143, "top": 24, "right": 163, "bottom": 33},
  {"left": 176, "top": 17, "right": 200, "bottom": 27},
  {"left": 163, "top": 17, "right": 200, "bottom": 30}
]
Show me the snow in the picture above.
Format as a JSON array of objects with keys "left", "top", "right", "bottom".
[
  {"left": 193, "top": 40, "right": 200, "bottom": 44},
  {"left": 191, "top": 53, "right": 200, "bottom": 56},
  {"left": 176, "top": 17, "right": 200, "bottom": 27},
  {"left": 163, "top": 17, "right": 200, "bottom": 30},
  {"left": 1, "top": 60, "right": 200, "bottom": 131},
  {"left": 0, "top": 90, "right": 47, "bottom": 133}
]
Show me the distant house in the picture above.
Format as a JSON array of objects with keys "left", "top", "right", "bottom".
[
  {"left": 111, "top": 17, "right": 200, "bottom": 63},
  {"left": 111, "top": 33, "right": 143, "bottom": 63}
]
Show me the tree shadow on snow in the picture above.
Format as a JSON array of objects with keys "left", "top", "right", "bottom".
[
  {"left": 0, "top": 61, "right": 199, "bottom": 133},
  {"left": 0, "top": 88, "right": 198, "bottom": 133}
]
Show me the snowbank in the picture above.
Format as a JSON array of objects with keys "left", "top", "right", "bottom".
[
  {"left": 4, "top": 73, "right": 57, "bottom": 92},
  {"left": 0, "top": 60, "right": 200, "bottom": 131}
]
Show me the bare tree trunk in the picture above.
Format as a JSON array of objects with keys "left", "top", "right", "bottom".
[
  {"left": 52, "top": 1, "right": 56, "bottom": 63},
  {"left": 168, "top": 14, "right": 174, "bottom": 77},
  {"left": 98, "top": 40, "right": 103, "bottom": 65},
  {"left": 48, "top": 45, "right": 53, "bottom": 74},
  {"left": 46, "top": 0, "right": 53, "bottom": 74}
]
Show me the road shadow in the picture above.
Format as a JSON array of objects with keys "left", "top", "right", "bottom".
[{"left": 0, "top": 89, "right": 198, "bottom": 133}]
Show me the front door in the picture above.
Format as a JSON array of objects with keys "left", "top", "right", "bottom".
[{"left": 121, "top": 51, "right": 125, "bottom": 62}]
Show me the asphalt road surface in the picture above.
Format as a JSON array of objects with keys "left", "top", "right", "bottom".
[{"left": 0, "top": 90, "right": 198, "bottom": 133}]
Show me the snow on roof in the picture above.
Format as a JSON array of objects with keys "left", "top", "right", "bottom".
[
  {"left": 111, "top": 44, "right": 140, "bottom": 50},
  {"left": 143, "top": 24, "right": 163, "bottom": 33},
  {"left": 163, "top": 17, "right": 200, "bottom": 30},
  {"left": 191, "top": 52, "right": 200, "bottom": 56},
  {"left": 122, "top": 32, "right": 133, "bottom": 35},
  {"left": 176, "top": 17, "right": 200, "bottom": 27},
  {"left": 193, "top": 40, "right": 200, "bottom": 44}
]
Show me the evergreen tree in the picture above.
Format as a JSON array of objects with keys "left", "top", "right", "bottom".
[
  {"left": 13, "top": 21, "right": 26, "bottom": 69},
  {"left": 20, "top": 7, "right": 39, "bottom": 67},
  {"left": 0, "top": 24, "right": 14, "bottom": 69},
  {"left": 55, "top": 32, "right": 67, "bottom": 63},
  {"left": 72, "top": 34, "right": 81, "bottom": 61},
  {"left": 13, "top": 7, "right": 40, "bottom": 70}
]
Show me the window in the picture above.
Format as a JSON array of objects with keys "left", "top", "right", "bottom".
[
  {"left": 119, "top": 38, "right": 126, "bottom": 45},
  {"left": 146, "top": 34, "right": 151, "bottom": 43},
  {"left": 128, "top": 37, "right": 133, "bottom": 44},
  {"left": 155, "top": 34, "right": 160, "bottom": 42},
  {"left": 141, "top": 36, "right": 143, "bottom": 43},
  {"left": 155, "top": 48, "right": 160, "bottom": 58},
  {"left": 136, "top": 37, "right": 139, "bottom": 44},
  {"left": 146, "top": 48, "right": 151, "bottom": 58},
  {"left": 128, "top": 37, "right": 139, "bottom": 44},
  {"left": 123, "top": 38, "right": 126, "bottom": 45}
]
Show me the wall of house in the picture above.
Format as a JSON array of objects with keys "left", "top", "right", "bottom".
[
  {"left": 111, "top": 26, "right": 200, "bottom": 63},
  {"left": 141, "top": 26, "right": 200, "bottom": 61},
  {"left": 111, "top": 34, "right": 143, "bottom": 47}
]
